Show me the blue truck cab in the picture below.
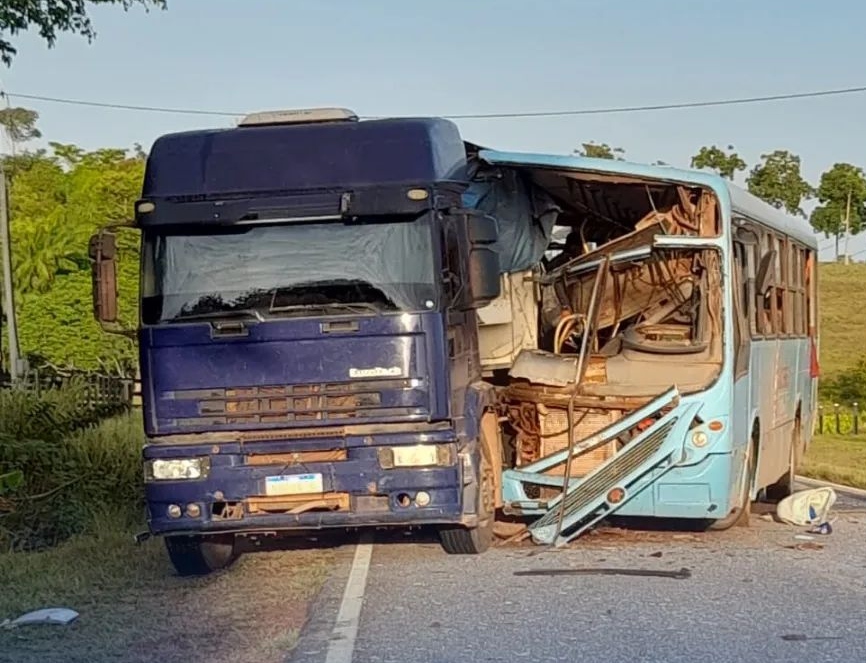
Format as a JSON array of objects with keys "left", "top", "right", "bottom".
[{"left": 89, "top": 109, "right": 503, "bottom": 574}]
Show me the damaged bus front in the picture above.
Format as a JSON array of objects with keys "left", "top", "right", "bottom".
[{"left": 470, "top": 149, "right": 818, "bottom": 546}]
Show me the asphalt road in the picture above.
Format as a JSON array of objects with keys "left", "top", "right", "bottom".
[{"left": 291, "top": 483, "right": 866, "bottom": 663}]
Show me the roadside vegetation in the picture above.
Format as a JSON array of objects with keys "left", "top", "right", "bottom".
[
  {"left": 802, "top": 434, "right": 866, "bottom": 490},
  {"left": 798, "top": 262, "right": 866, "bottom": 489},
  {"left": 0, "top": 390, "right": 334, "bottom": 663}
]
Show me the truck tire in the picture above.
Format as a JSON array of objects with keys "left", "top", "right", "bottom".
[
  {"left": 164, "top": 533, "right": 239, "bottom": 576},
  {"left": 439, "top": 453, "right": 495, "bottom": 555}
]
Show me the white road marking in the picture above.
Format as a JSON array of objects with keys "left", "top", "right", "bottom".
[{"left": 324, "top": 534, "right": 374, "bottom": 663}]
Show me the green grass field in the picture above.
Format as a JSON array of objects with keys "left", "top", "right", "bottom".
[
  {"left": 802, "top": 433, "right": 866, "bottom": 489},
  {"left": 817, "top": 262, "right": 866, "bottom": 382},
  {"left": 799, "top": 262, "right": 866, "bottom": 488}
]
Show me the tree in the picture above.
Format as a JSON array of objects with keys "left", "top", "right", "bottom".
[
  {"left": 2, "top": 140, "right": 144, "bottom": 368},
  {"left": 0, "top": 107, "right": 40, "bottom": 144},
  {"left": 689, "top": 145, "right": 746, "bottom": 180},
  {"left": 575, "top": 142, "right": 625, "bottom": 160},
  {"left": 809, "top": 163, "right": 866, "bottom": 260},
  {"left": 746, "top": 150, "right": 814, "bottom": 217},
  {"left": 0, "top": 0, "right": 166, "bottom": 66}
]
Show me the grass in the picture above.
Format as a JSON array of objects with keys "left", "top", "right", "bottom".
[
  {"left": 0, "top": 527, "right": 335, "bottom": 663},
  {"left": 818, "top": 262, "right": 866, "bottom": 383},
  {"left": 800, "top": 262, "right": 866, "bottom": 488},
  {"left": 1, "top": 403, "right": 334, "bottom": 662},
  {"left": 801, "top": 433, "right": 866, "bottom": 490},
  {"left": 0, "top": 410, "right": 144, "bottom": 551}
]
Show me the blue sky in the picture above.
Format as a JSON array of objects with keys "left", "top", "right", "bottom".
[{"left": 2, "top": 0, "right": 865, "bottom": 258}]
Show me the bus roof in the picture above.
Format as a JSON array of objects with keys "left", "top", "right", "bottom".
[{"left": 476, "top": 149, "right": 819, "bottom": 250}]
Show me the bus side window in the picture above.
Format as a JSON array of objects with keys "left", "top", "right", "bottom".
[
  {"left": 757, "top": 231, "right": 774, "bottom": 337},
  {"left": 772, "top": 234, "right": 784, "bottom": 335},
  {"left": 732, "top": 242, "right": 751, "bottom": 377},
  {"left": 793, "top": 246, "right": 805, "bottom": 336},
  {"left": 803, "top": 247, "right": 811, "bottom": 337},
  {"left": 744, "top": 240, "right": 760, "bottom": 337}
]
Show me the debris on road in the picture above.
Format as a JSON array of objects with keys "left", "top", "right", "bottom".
[
  {"left": 780, "top": 633, "right": 842, "bottom": 641},
  {"left": 783, "top": 541, "right": 825, "bottom": 551},
  {"left": 1, "top": 607, "right": 79, "bottom": 629},
  {"left": 513, "top": 567, "right": 691, "bottom": 579}
]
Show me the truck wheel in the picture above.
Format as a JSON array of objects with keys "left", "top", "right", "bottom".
[
  {"left": 164, "top": 533, "right": 239, "bottom": 576},
  {"left": 439, "top": 454, "right": 495, "bottom": 555},
  {"left": 709, "top": 440, "right": 755, "bottom": 531}
]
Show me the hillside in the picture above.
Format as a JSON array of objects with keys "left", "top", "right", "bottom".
[{"left": 819, "top": 262, "right": 866, "bottom": 382}]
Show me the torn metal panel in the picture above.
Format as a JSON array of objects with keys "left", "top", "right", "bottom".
[
  {"left": 510, "top": 399, "right": 700, "bottom": 547},
  {"left": 508, "top": 349, "right": 580, "bottom": 388}
]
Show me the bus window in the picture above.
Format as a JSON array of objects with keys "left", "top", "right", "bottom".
[
  {"left": 803, "top": 251, "right": 818, "bottom": 338},
  {"left": 782, "top": 239, "right": 795, "bottom": 335},
  {"left": 793, "top": 246, "right": 805, "bottom": 336},
  {"left": 757, "top": 231, "right": 775, "bottom": 337},
  {"left": 732, "top": 243, "right": 750, "bottom": 377}
]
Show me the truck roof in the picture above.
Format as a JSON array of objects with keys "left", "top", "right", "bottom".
[{"left": 141, "top": 116, "right": 468, "bottom": 201}]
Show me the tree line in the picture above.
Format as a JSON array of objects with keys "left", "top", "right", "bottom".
[
  {"left": 576, "top": 141, "right": 866, "bottom": 259},
  {"left": 0, "top": 108, "right": 141, "bottom": 373}
]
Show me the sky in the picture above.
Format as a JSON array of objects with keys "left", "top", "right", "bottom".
[{"left": 2, "top": 0, "right": 865, "bottom": 260}]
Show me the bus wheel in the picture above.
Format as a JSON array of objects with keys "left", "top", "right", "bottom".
[
  {"left": 766, "top": 420, "right": 800, "bottom": 502},
  {"left": 709, "top": 442, "right": 755, "bottom": 531},
  {"left": 439, "top": 454, "right": 495, "bottom": 555},
  {"left": 164, "top": 533, "right": 239, "bottom": 576}
]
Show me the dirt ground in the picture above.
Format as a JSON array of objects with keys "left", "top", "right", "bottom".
[{"left": 0, "top": 532, "right": 335, "bottom": 663}]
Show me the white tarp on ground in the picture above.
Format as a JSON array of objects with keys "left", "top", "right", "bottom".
[{"left": 776, "top": 487, "right": 837, "bottom": 527}]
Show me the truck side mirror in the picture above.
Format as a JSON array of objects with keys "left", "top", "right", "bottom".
[
  {"left": 88, "top": 230, "right": 119, "bottom": 324},
  {"left": 466, "top": 214, "right": 501, "bottom": 308}
]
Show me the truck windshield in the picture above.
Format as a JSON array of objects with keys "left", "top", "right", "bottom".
[{"left": 140, "top": 217, "right": 437, "bottom": 324}]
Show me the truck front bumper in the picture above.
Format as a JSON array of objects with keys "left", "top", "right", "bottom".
[{"left": 142, "top": 425, "right": 473, "bottom": 536}]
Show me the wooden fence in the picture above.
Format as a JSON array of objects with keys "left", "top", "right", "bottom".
[{"left": 0, "top": 368, "right": 136, "bottom": 422}]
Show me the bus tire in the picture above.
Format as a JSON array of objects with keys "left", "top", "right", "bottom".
[
  {"left": 439, "top": 453, "right": 494, "bottom": 555},
  {"left": 165, "top": 533, "right": 239, "bottom": 576},
  {"left": 709, "top": 440, "right": 755, "bottom": 531},
  {"left": 766, "top": 419, "right": 800, "bottom": 502}
]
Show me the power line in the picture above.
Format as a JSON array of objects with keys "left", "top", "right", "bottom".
[
  {"left": 438, "top": 85, "right": 866, "bottom": 119},
  {"left": 3, "top": 84, "right": 866, "bottom": 120},
  {"left": 1, "top": 92, "right": 237, "bottom": 117}
]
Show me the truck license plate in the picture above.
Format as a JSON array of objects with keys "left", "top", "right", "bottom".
[{"left": 265, "top": 473, "right": 324, "bottom": 496}]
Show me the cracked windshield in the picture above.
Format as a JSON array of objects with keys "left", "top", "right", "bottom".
[{"left": 1, "top": 2, "right": 865, "bottom": 663}]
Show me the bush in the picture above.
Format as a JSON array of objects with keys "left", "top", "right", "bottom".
[
  {"left": 0, "top": 388, "right": 144, "bottom": 551},
  {"left": 820, "top": 356, "right": 866, "bottom": 405}
]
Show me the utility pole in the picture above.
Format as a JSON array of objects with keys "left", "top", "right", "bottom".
[
  {"left": 0, "top": 160, "right": 21, "bottom": 382},
  {"left": 844, "top": 187, "right": 852, "bottom": 266}
]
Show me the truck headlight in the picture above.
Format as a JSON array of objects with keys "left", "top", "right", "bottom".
[
  {"left": 378, "top": 444, "right": 455, "bottom": 469},
  {"left": 145, "top": 457, "right": 210, "bottom": 481}
]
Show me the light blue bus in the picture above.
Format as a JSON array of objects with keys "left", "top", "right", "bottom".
[{"left": 469, "top": 149, "right": 820, "bottom": 545}]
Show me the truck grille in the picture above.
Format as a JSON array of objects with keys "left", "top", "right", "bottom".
[{"left": 164, "top": 378, "right": 427, "bottom": 427}]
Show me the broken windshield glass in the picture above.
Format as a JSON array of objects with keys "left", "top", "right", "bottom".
[{"left": 140, "top": 217, "right": 437, "bottom": 324}]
